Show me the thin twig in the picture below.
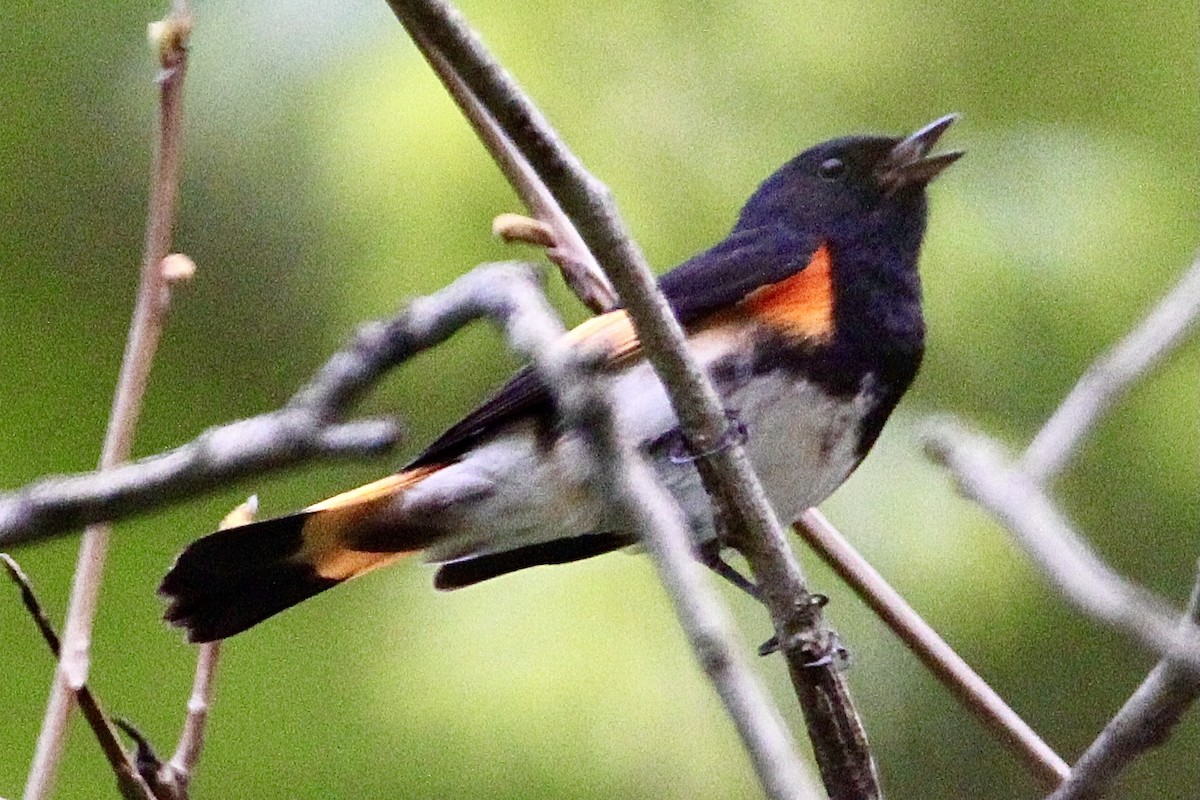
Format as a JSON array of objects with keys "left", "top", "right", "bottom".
[
  {"left": 383, "top": 3, "right": 876, "bottom": 796},
  {"left": 1047, "top": 562, "right": 1200, "bottom": 800},
  {"left": 404, "top": 22, "right": 617, "bottom": 313},
  {"left": 1022, "top": 251, "right": 1200, "bottom": 482},
  {"left": 156, "top": 499, "right": 253, "bottom": 796},
  {"left": 26, "top": 9, "right": 193, "bottom": 800},
  {"left": 795, "top": 510, "right": 1070, "bottom": 789},
  {"left": 924, "top": 418, "right": 1200, "bottom": 674},
  {"left": 163, "top": 642, "right": 219, "bottom": 792},
  {"left": 2, "top": 555, "right": 156, "bottom": 800}
]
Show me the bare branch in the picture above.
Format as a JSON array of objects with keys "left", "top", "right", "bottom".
[
  {"left": 921, "top": 248, "right": 1200, "bottom": 794},
  {"left": 1, "top": 262, "right": 631, "bottom": 548},
  {"left": 2, "top": 555, "right": 156, "bottom": 800},
  {"left": 470, "top": 278, "right": 818, "bottom": 796},
  {"left": 590, "top": 436, "right": 819, "bottom": 799},
  {"left": 11, "top": 262, "right": 674, "bottom": 796},
  {"left": 164, "top": 641, "right": 219, "bottom": 793},
  {"left": 156, "top": 499, "right": 255, "bottom": 796},
  {"left": 1022, "top": 251, "right": 1200, "bottom": 482},
  {"left": 1046, "top": 563, "right": 1200, "bottom": 800},
  {"left": 383, "top": 3, "right": 876, "bottom": 795},
  {"left": 26, "top": 8, "right": 194, "bottom": 798},
  {"left": 924, "top": 418, "right": 1200, "bottom": 674},
  {"left": 489, "top": 271, "right": 819, "bottom": 800},
  {"left": 402, "top": 18, "right": 616, "bottom": 313},
  {"left": 794, "top": 510, "right": 1070, "bottom": 789},
  {"left": 0, "top": 414, "right": 395, "bottom": 549}
]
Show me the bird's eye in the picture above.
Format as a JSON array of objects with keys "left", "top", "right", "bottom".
[{"left": 817, "top": 158, "right": 845, "bottom": 180}]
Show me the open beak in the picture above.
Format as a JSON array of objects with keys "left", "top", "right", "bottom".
[{"left": 878, "top": 113, "right": 964, "bottom": 193}]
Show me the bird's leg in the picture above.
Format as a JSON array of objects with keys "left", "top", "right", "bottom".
[
  {"left": 665, "top": 410, "right": 748, "bottom": 465},
  {"left": 697, "top": 537, "right": 762, "bottom": 601},
  {"left": 756, "top": 593, "right": 852, "bottom": 668}
]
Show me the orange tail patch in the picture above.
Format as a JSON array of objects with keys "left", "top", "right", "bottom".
[{"left": 299, "top": 465, "right": 443, "bottom": 581}]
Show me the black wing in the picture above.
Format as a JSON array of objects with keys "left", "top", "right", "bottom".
[
  {"left": 409, "top": 224, "right": 817, "bottom": 468},
  {"left": 659, "top": 224, "right": 817, "bottom": 320},
  {"left": 408, "top": 366, "right": 553, "bottom": 468}
]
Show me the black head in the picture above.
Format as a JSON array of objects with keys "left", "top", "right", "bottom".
[{"left": 734, "top": 115, "right": 963, "bottom": 252}]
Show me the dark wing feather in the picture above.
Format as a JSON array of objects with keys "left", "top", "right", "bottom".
[
  {"left": 659, "top": 224, "right": 818, "bottom": 321},
  {"left": 410, "top": 224, "right": 818, "bottom": 468},
  {"left": 409, "top": 367, "right": 553, "bottom": 468}
]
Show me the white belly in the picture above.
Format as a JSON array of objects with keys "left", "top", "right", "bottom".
[
  {"left": 624, "top": 362, "right": 871, "bottom": 539},
  {"left": 411, "top": 338, "right": 871, "bottom": 562}
]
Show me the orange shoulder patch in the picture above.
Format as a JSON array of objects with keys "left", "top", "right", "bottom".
[{"left": 739, "top": 243, "right": 835, "bottom": 341}]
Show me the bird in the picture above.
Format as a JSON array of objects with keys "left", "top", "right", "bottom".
[{"left": 160, "top": 115, "right": 962, "bottom": 643}]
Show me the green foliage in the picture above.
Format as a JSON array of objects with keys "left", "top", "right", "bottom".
[{"left": 1, "top": 0, "right": 1196, "bottom": 797}]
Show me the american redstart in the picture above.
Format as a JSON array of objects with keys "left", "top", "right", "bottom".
[{"left": 161, "top": 115, "right": 962, "bottom": 643}]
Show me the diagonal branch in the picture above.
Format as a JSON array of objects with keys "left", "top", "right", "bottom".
[
  {"left": 1047, "top": 563, "right": 1200, "bottom": 800},
  {"left": 795, "top": 510, "right": 1070, "bottom": 789},
  {"left": 1021, "top": 250, "right": 1200, "bottom": 482},
  {"left": 384, "top": 1, "right": 877, "bottom": 796},
  {"left": 402, "top": 26, "right": 616, "bottom": 313},
  {"left": 2, "top": 555, "right": 156, "bottom": 800},
  {"left": 464, "top": 258, "right": 818, "bottom": 800},
  {"left": 2, "top": 261, "right": 653, "bottom": 550},
  {"left": 923, "top": 248, "right": 1200, "bottom": 795},
  {"left": 924, "top": 418, "right": 1200, "bottom": 675}
]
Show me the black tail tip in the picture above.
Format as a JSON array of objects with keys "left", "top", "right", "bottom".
[
  {"left": 158, "top": 514, "right": 336, "bottom": 643},
  {"left": 160, "top": 561, "right": 341, "bottom": 643}
]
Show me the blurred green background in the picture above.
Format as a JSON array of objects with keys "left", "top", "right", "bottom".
[{"left": 1, "top": 0, "right": 1197, "bottom": 797}]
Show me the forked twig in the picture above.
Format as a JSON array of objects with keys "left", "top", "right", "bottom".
[
  {"left": 26, "top": 8, "right": 194, "bottom": 799},
  {"left": 2, "top": 555, "right": 156, "bottom": 800},
  {"left": 925, "top": 249, "right": 1200, "bottom": 796},
  {"left": 925, "top": 419, "right": 1200, "bottom": 674}
]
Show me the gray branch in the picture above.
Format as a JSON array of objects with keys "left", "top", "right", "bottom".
[
  {"left": 1022, "top": 251, "right": 1200, "bottom": 482},
  {"left": 471, "top": 261, "right": 818, "bottom": 800},
  {"left": 1047, "top": 565, "right": 1200, "bottom": 800},
  {"left": 924, "top": 248, "right": 1200, "bottom": 796},
  {"left": 0, "top": 263, "right": 591, "bottom": 548},
  {"left": 11, "top": 260, "right": 801, "bottom": 796},
  {"left": 383, "top": 3, "right": 877, "bottom": 796},
  {"left": 924, "top": 419, "right": 1200, "bottom": 675}
]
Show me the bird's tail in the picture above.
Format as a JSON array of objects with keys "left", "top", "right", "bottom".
[{"left": 160, "top": 467, "right": 441, "bottom": 643}]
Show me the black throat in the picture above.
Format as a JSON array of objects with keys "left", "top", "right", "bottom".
[{"left": 750, "top": 214, "right": 927, "bottom": 458}]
